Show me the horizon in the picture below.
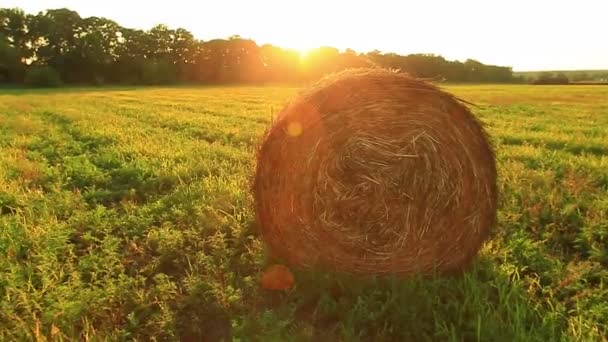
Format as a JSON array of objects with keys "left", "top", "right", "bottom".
[{"left": 3, "top": 0, "right": 608, "bottom": 72}]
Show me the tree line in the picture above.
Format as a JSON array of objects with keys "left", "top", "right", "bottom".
[
  {"left": 518, "top": 71, "right": 608, "bottom": 85},
  {"left": 1, "top": 7, "right": 523, "bottom": 87}
]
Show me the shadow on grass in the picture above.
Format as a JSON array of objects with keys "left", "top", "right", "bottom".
[
  {"left": 0, "top": 85, "right": 145, "bottom": 95},
  {"left": 233, "top": 256, "right": 563, "bottom": 342},
  {"left": 0, "top": 84, "right": 240, "bottom": 95}
]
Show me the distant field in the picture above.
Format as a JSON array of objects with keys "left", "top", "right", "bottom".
[
  {"left": 1, "top": 85, "right": 607, "bottom": 341},
  {"left": 514, "top": 69, "right": 608, "bottom": 75},
  {"left": 514, "top": 70, "right": 608, "bottom": 82}
]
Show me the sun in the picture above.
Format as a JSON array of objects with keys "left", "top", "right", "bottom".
[
  {"left": 298, "top": 47, "right": 315, "bottom": 63},
  {"left": 292, "top": 43, "right": 322, "bottom": 64},
  {"left": 273, "top": 38, "right": 318, "bottom": 61}
]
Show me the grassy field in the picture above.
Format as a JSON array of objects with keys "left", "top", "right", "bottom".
[{"left": 1, "top": 84, "right": 607, "bottom": 341}]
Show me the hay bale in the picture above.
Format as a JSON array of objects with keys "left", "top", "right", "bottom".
[{"left": 253, "top": 68, "right": 497, "bottom": 276}]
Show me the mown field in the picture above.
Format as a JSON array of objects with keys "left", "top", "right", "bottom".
[{"left": 1, "top": 84, "right": 607, "bottom": 341}]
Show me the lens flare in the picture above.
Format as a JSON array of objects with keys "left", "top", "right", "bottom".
[{"left": 287, "top": 121, "right": 303, "bottom": 137}]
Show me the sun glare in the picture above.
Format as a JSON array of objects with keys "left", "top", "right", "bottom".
[{"left": 298, "top": 48, "right": 315, "bottom": 63}]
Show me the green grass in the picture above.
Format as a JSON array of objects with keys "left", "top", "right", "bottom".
[{"left": 1, "top": 84, "right": 607, "bottom": 341}]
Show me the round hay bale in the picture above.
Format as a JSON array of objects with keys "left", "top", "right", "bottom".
[{"left": 253, "top": 68, "right": 497, "bottom": 276}]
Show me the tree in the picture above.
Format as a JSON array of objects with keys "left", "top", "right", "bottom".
[
  {"left": 27, "top": 8, "right": 85, "bottom": 82},
  {"left": 0, "top": 8, "right": 30, "bottom": 61},
  {"left": 172, "top": 28, "right": 197, "bottom": 82},
  {"left": 571, "top": 71, "right": 589, "bottom": 82},
  {"left": 193, "top": 39, "right": 229, "bottom": 83},
  {"left": 24, "top": 65, "right": 62, "bottom": 87},
  {"left": 76, "top": 16, "right": 121, "bottom": 83},
  {"left": 0, "top": 5, "right": 519, "bottom": 86},
  {"left": 533, "top": 72, "right": 569, "bottom": 85},
  {"left": 111, "top": 28, "right": 150, "bottom": 83},
  {"left": 301, "top": 46, "right": 342, "bottom": 80},
  {"left": 0, "top": 33, "right": 23, "bottom": 83},
  {"left": 227, "top": 37, "right": 264, "bottom": 83},
  {"left": 339, "top": 48, "right": 373, "bottom": 70},
  {"left": 260, "top": 44, "right": 300, "bottom": 82}
]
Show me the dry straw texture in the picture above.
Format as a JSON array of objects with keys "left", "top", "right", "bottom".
[{"left": 253, "top": 68, "right": 497, "bottom": 275}]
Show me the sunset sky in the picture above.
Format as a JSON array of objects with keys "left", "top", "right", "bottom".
[{"left": 4, "top": 0, "right": 607, "bottom": 71}]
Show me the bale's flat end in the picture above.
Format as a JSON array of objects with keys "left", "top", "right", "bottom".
[{"left": 253, "top": 68, "right": 497, "bottom": 276}]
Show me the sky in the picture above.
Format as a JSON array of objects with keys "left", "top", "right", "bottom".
[{"left": 3, "top": 0, "right": 607, "bottom": 71}]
